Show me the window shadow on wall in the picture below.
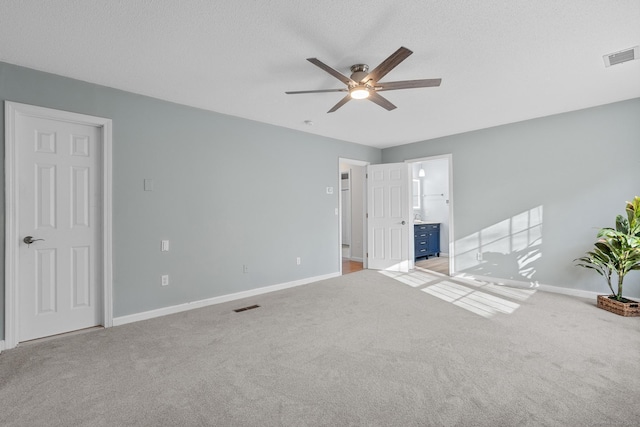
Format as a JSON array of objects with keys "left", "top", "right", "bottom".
[{"left": 455, "top": 206, "right": 543, "bottom": 285}]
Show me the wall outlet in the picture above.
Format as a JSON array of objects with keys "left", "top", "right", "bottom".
[
  {"left": 296, "top": 257, "right": 301, "bottom": 265},
  {"left": 476, "top": 253, "right": 483, "bottom": 261},
  {"left": 243, "top": 264, "right": 249, "bottom": 274},
  {"left": 161, "top": 240, "right": 169, "bottom": 251},
  {"left": 161, "top": 275, "right": 169, "bottom": 286}
]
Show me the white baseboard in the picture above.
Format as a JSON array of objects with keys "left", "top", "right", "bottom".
[
  {"left": 453, "top": 272, "right": 600, "bottom": 299},
  {"left": 350, "top": 257, "right": 363, "bottom": 262},
  {"left": 0, "top": 340, "right": 5, "bottom": 353},
  {"left": 113, "top": 272, "right": 340, "bottom": 326}
]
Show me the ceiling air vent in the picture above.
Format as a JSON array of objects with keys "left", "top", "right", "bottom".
[{"left": 603, "top": 46, "right": 639, "bottom": 67}]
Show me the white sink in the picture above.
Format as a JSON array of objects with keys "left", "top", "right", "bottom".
[{"left": 414, "top": 220, "right": 436, "bottom": 225}]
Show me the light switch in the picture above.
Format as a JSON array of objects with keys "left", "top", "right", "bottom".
[
  {"left": 144, "top": 179, "right": 154, "bottom": 191},
  {"left": 326, "top": 187, "right": 334, "bottom": 194},
  {"left": 161, "top": 240, "right": 169, "bottom": 251}
]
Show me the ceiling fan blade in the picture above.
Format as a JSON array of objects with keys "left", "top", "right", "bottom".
[
  {"left": 368, "top": 92, "right": 397, "bottom": 111},
  {"left": 286, "top": 89, "right": 348, "bottom": 95},
  {"left": 376, "top": 78, "right": 442, "bottom": 91},
  {"left": 327, "top": 95, "right": 352, "bottom": 113},
  {"left": 360, "top": 47, "right": 413, "bottom": 84},
  {"left": 307, "top": 58, "right": 356, "bottom": 86}
]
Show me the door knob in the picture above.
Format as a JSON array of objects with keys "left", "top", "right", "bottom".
[
  {"left": 401, "top": 221, "right": 406, "bottom": 225},
  {"left": 23, "top": 236, "right": 44, "bottom": 246}
]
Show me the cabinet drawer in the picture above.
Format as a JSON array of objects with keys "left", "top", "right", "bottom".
[
  {"left": 416, "top": 247, "right": 429, "bottom": 256},
  {"left": 415, "top": 224, "right": 439, "bottom": 231}
]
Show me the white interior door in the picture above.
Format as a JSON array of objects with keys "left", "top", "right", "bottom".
[
  {"left": 15, "top": 111, "right": 102, "bottom": 342},
  {"left": 367, "top": 163, "right": 411, "bottom": 271}
]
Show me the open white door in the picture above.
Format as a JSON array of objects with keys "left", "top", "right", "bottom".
[
  {"left": 5, "top": 102, "right": 113, "bottom": 349},
  {"left": 367, "top": 163, "right": 411, "bottom": 271}
]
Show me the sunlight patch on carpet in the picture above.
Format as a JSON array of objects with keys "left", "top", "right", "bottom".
[
  {"left": 452, "top": 276, "right": 537, "bottom": 302},
  {"left": 379, "top": 268, "right": 536, "bottom": 318},
  {"left": 422, "top": 281, "right": 521, "bottom": 318},
  {"left": 379, "top": 270, "right": 442, "bottom": 287}
]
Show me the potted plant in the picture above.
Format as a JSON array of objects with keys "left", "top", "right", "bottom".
[{"left": 575, "top": 196, "right": 640, "bottom": 316}]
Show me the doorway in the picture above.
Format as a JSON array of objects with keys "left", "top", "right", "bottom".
[
  {"left": 4, "top": 102, "right": 113, "bottom": 350},
  {"left": 338, "top": 158, "right": 368, "bottom": 275},
  {"left": 406, "top": 154, "right": 454, "bottom": 275}
]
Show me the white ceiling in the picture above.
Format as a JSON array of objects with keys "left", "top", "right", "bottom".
[{"left": 1, "top": 1, "right": 639, "bottom": 149}]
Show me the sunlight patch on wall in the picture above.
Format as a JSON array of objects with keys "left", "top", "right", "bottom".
[{"left": 455, "top": 206, "right": 543, "bottom": 282}]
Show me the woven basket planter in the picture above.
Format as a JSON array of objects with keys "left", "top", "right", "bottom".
[{"left": 597, "top": 295, "right": 640, "bottom": 317}]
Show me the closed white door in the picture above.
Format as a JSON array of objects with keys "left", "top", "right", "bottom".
[
  {"left": 367, "top": 163, "right": 411, "bottom": 271},
  {"left": 16, "top": 112, "right": 102, "bottom": 342}
]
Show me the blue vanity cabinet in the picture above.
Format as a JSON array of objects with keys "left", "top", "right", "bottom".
[{"left": 414, "top": 223, "right": 440, "bottom": 260}]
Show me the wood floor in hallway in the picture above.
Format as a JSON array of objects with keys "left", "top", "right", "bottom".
[{"left": 342, "top": 259, "right": 363, "bottom": 274}]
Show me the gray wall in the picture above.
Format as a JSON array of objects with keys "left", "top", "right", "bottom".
[
  {"left": 0, "top": 62, "right": 381, "bottom": 339},
  {"left": 383, "top": 98, "right": 640, "bottom": 297}
]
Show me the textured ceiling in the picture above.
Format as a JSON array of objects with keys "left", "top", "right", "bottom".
[{"left": 1, "top": 1, "right": 639, "bottom": 148}]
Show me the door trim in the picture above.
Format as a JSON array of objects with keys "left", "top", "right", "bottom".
[{"left": 4, "top": 101, "right": 113, "bottom": 350}]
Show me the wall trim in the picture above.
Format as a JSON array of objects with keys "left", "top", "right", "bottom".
[
  {"left": 453, "top": 272, "right": 601, "bottom": 299},
  {"left": 113, "top": 272, "right": 340, "bottom": 326},
  {"left": 350, "top": 256, "right": 364, "bottom": 262},
  {"left": 0, "top": 340, "right": 5, "bottom": 353}
]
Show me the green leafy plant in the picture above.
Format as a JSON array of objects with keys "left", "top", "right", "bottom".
[{"left": 575, "top": 196, "right": 640, "bottom": 301}]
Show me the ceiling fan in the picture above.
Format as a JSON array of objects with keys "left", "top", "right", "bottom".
[{"left": 285, "top": 47, "right": 442, "bottom": 113}]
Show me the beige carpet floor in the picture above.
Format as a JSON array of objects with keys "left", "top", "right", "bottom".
[{"left": 1, "top": 269, "right": 639, "bottom": 426}]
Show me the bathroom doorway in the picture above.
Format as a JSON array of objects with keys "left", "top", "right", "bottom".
[{"left": 406, "top": 154, "right": 454, "bottom": 275}]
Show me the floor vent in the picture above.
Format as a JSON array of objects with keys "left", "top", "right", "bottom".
[
  {"left": 234, "top": 304, "right": 260, "bottom": 313},
  {"left": 603, "top": 46, "right": 639, "bottom": 67}
]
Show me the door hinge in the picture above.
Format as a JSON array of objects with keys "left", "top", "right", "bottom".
[
  {"left": 366, "top": 173, "right": 368, "bottom": 179},
  {"left": 366, "top": 252, "right": 368, "bottom": 258},
  {"left": 366, "top": 213, "right": 368, "bottom": 218}
]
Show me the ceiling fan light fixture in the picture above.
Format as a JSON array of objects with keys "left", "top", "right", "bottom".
[
  {"left": 286, "top": 47, "right": 442, "bottom": 113},
  {"left": 350, "top": 86, "right": 370, "bottom": 100}
]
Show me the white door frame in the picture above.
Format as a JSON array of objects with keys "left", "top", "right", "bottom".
[
  {"left": 405, "top": 154, "right": 455, "bottom": 274},
  {"left": 4, "top": 101, "right": 113, "bottom": 350},
  {"left": 338, "top": 158, "right": 369, "bottom": 273}
]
